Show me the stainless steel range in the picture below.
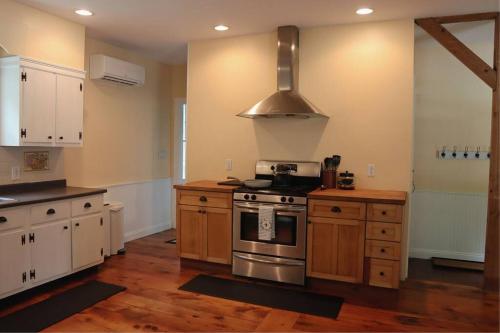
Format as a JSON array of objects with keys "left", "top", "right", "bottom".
[{"left": 232, "top": 160, "right": 321, "bottom": 285}]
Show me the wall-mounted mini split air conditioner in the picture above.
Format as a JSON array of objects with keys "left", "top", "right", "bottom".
[{"left": 90, "top": 54, "right": 145, "bottom": 86}]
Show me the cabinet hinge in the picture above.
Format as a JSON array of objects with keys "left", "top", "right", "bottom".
[
  {"left": 100, "top": 248, "right": 103, "bottom": 256},
  {"left": 100, "top": 218, "right": 103, "bottom": 226},
  {"left": 21, "top": 234, "right": 26, "bottom": 245},
  {"left": 22, "top": 272, "right": 26, "bottom": 283},
  {"left": 29, "top": 233, "right": 35, "bottom": 243},
  {"left": 29, "top": 269, "right": 36, "bottom": 280},
  {"left": 20, "top": 128, "right": 27, "bottom": 138},
  {"left": 80, "top": 83, "right": 83, "bottom": 91},
  {"left": 79, "top": 131, "right": 83, "bottom": 140},
  {"left": 21, "top": 72, "right": 27, "bottom": 82}
]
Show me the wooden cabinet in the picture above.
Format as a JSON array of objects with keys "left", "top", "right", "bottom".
[
  {"left": 30, "top": 220, "right": 71, "bottom": 285},
  {"left": 0, "top": 56, "right": 85, "bottom": 147},
  {"left": 72, "top": 214, "right": 104, "bottom": 270},
  {"left": 307, "top": 217, "right": 365, "bottom": 283},
  {"left": 176, "top": 189, "right": 232, "bottom": 265}
]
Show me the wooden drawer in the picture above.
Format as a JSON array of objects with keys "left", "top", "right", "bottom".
[
  {"left": 366, "top": 222, "right": 401, "bottom": 242},
  {"left": 177, "top": 190, "right": 232, "bottom": 209},
  {"left": 31, "top": 201, "right": 71, "bottom": 225},
  {"left": 71, "top": 195, "right": 104, "bottom": 217},
  {"left": 365, "top": 239, "right": 401, "bottom": 260},
  {"left": 368, "top": 258, "right": 400, "bottom": 289},
  {"left": 0, "top": 207, "right": 27, "bottom": 232},
  {"left": 308, "top": 200, "right": 366, "bottom": 220},
  {"left": 367, "top": 204, "right": 403, "bottom": 223}
]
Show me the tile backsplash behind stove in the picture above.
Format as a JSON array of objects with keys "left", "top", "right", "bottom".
[{"left": 0, "top": 147, "right": 64, "bottom": 185}]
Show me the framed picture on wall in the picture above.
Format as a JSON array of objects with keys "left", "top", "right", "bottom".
[{"left": 24, "top": 151, "right": 49, "bottom": 171}]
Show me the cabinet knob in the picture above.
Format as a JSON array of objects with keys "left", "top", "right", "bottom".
[
  {"left": 75, "top": 223, "right": 80, "bottom": 227},
  {"left": 380, "top": 248, "right": 386, "bottom": 253},
  {"left": 199, "top": 196, "right": 207, "bottom": 202},
  {"left": 379, "top": 271, "right": 385, "bottom": 276},
  {"left": 84, "top": 202, "right": 92, "bottom": 209},
  {"left": 381, "top": 229, "right": 386, "bottom": 234},
  {"left": 48, "top": 136, "right": 52, "bottom": 139},
  {"left": 63, "top": 226, "right": 68, "bottom": 230},
  {"left": 0, "top": 216, "right": 7, "bottom": 223},
  {"left": 382, "top": 211, "right": 387, "bottom": 215},
  {"left": 331, "top": 206, "right": 342, "bottom": 213},
  {"left": 59, "top": 136, "right": 64, "bottom": 140},
  {"left": 46, "top": 208, "right": 56, "bottom": 215}
]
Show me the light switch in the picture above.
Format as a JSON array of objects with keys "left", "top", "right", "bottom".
[
  {"left": 368, "top": 164, "right": 375, "bottom": 177},
  {"left": 225, "top": 159, "right": 232, "bottom": 171},
  {"left": 11, "top": 166, "right": 20, "bottom": 180}
]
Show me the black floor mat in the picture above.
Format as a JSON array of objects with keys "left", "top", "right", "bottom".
[
  {"left": 0, "top": 280, "right": 126, "bottom": 332},
  {"left": 179, "top": 274, "right": 343, "bottom": 319}
]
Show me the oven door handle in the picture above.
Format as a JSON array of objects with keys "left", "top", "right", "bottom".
[
  {"left": 233, "top": 253, "right": 304, "bottom": 266},
  {"left": 234, "top": 202, "right": 306, "bottom": 212}
]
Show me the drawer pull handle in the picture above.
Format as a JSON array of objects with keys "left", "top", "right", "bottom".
[
  {"left": 331, "top": 206, "right": 342, "bottom": 213},
  {"left": 199, "top": 196, "right": 208, "bottom": 202},
  {"left": 0, "top": 216, "right": 7, "bottom": 223},
  {"left": 84, "top": 202, "right": 92, "bottom": 209},
  {"left": 381, "top": 229, "right": 386, "bottom": 234},
  {"left": 380, "top": 248, "right": 386, "bottom": 253},
  {"left": 382, "top": 211, "right": 387, "bottom": 215},
  {"left": 46, "top": 208, "right": 56, "bottom": 215},
  {"left": 379, "top": 271, "right": 385, "bottom": 276},
  {"left": 63, "top": 226, "right": 68, "bottom": 230},
  {"left": 75, "top": 223, "right": 80, "bottom": 227}
]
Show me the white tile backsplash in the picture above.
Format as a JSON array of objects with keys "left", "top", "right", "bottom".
[{"left": 0, "top": 147, "right": 65, "bottom": 185}]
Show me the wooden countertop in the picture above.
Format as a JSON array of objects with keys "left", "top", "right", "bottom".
[
  {"left": 173, "top": 180, "right": 239, "bottom": 193},
  {"left": 308, "top": 188, "right": 407, "bottom": 205}
]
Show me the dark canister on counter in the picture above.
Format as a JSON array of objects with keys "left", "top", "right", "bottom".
[{"left": 337, "top": 170, "right": 355, "bottom": 190}]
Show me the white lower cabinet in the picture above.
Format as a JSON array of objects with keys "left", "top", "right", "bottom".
[
  {"left": 0, "top": 228, "right": 28, "bottom": 297},
  {"left": 30, "top": 220, "right": 71, "bottom": 285},
  {"left": 72, "top": 214, "right": 104, "bottom": 271},
  {"left": 0, "top": 194, "right": 104, "bottom": 300}
]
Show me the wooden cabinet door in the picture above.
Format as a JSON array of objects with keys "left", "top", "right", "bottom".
[
  {"left": 307, "top": 217, "right": 365, "bottom": 283},
  {"left": 177, "top": 205, "right": 203, "bottom": 260},
  {"left": 21, "top": 67, "right": 56, "bottom": 145},
  {"left": 55, "top": 75, "right": 83, "bottom": 145},
  {"left": 0, "top": 229, "right": 28, "bottom": 297},
  {"left": 72, "top": 214, "right": 104, "bottom": 270},
  {"left": 203, "top": 207, "right": 232, "bottom": 264},
  {"left": 30, "top": 220, "right": 71, "bottom": 285}
]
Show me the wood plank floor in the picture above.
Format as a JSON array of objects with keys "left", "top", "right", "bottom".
[{"left": 1, "top": 229, "right": 498, "bottom": 332}]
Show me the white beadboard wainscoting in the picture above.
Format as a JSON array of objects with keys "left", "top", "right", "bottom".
[
  {"left": 410, "top": 190, "right": 487, "bottom": 262},
  {"left": 103, "top": 178, "right": 172, "bottom": 242}
]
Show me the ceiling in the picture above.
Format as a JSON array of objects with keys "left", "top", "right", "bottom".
[{"left": 16, "top": 0, "right": 499, "bottom": 64}]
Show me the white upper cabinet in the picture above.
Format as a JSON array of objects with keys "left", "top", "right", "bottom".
[{"left": 0, "top": 56, "right": 85, "bottom": 147}]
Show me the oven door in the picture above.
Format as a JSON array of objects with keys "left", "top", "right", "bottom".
[{"left": 233, "top": 201, "right": 306, "bottom": 259}]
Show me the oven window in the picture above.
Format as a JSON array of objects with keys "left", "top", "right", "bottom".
[{"left": 240, "top": 212, "right": 297, "bottom": 246}]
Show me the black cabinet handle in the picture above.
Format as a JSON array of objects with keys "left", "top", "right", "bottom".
[
  {"left": 63, "top": 226, "right": 68, "bottom": 230},
  {"left": 381, "top": 229, "right": 386, "bottom": 234},
  {"left": 379, "top": 271, "right": 385, "bottom": 276},
  {"left": 46, "top": 208, "right": 56, "bottom": 215},
  {"left": 84, "top": 202, "right": 92, "bottom": 208},
  {"left": 382, "top": 211, "right": 387, "bottom": 215},
  {"left": 48, "top": 136, "right": 52, "bottom": 139},
  {"left": 59, "top": 136, "right": 64, "bottom": 140},
  {"left": 331, "top": 206, "right": 342, "bottom": 213},
  {"left": 199, "top": 196, "right": 207, "bottom": 202},
  {"left": 0, "top": 216, "right": 7, "bottom": 223},
  {"left": 75, "top": 223, "right": 80, "bottom": 227},
  {"left": 380, "top": 248, "right": 386, "bottom": 253}
]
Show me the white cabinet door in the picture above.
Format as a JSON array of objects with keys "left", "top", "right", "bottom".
[
  {"left": 21, "top": 67, "right": 56, "bottom": 145},
  {"left": 55, "top": 75, "right": 83, "bottom": 144},
  {"left": 72, "top": 214, "right": 104, "bottom": 270},
  {"left": 0, "top": 229, "right": 28, "bottom": 297},
  {"left": 30, "top": 220, "right": 71, "bottom": 285}
]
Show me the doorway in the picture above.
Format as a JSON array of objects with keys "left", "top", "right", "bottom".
[
  {"left": 409, "top": 21, "right": 494, "bottom": 287},
  {"left": 171, "top": 98, "right": 187, "bottom": 229}
]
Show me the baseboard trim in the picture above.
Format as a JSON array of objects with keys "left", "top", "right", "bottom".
[
  {"left": 410, "top": 248, "right": 484, "bottom": 262},
  {"left": 125, "top": 223, "right": 171, "bottom": 242}
]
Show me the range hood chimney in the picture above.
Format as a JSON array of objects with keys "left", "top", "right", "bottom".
[{"left": 237, "top": 26, "right": 328, "bottom": 119}]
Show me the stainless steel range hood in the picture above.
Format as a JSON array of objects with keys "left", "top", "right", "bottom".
[{"left": 237, "top": 26, "right": 328, "bottom": 119}]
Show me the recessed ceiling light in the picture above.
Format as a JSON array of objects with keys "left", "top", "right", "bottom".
[
  {"left": 356, "top": 8, "right": 374, "bottom": 15},
  {"left": 214, "top": 24, "right": 229, "bottom": 31},
  {"left": 75, "top": 9, "right": 93, "bottom": 16}
]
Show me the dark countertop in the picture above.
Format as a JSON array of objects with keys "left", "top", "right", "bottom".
[{"left": 0, "top": 179, "right": 107, "bottom": 209}]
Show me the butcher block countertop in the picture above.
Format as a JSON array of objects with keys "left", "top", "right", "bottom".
[
  {"left": 308, "top": 188, "right": 407, "bottom": 205},
  {"left": 173, "top": 180, "right": 239, "bottom": 193}
]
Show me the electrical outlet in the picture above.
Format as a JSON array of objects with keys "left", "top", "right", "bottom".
[
  {"left": 11, "top": 166, "right": 20, "bottom": 180},
  {"left": 367, "top": 164, "right": 375, "bottom": 177},
  {"left": 225, "top": 159, "right": 232, "bottom": 171}
]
